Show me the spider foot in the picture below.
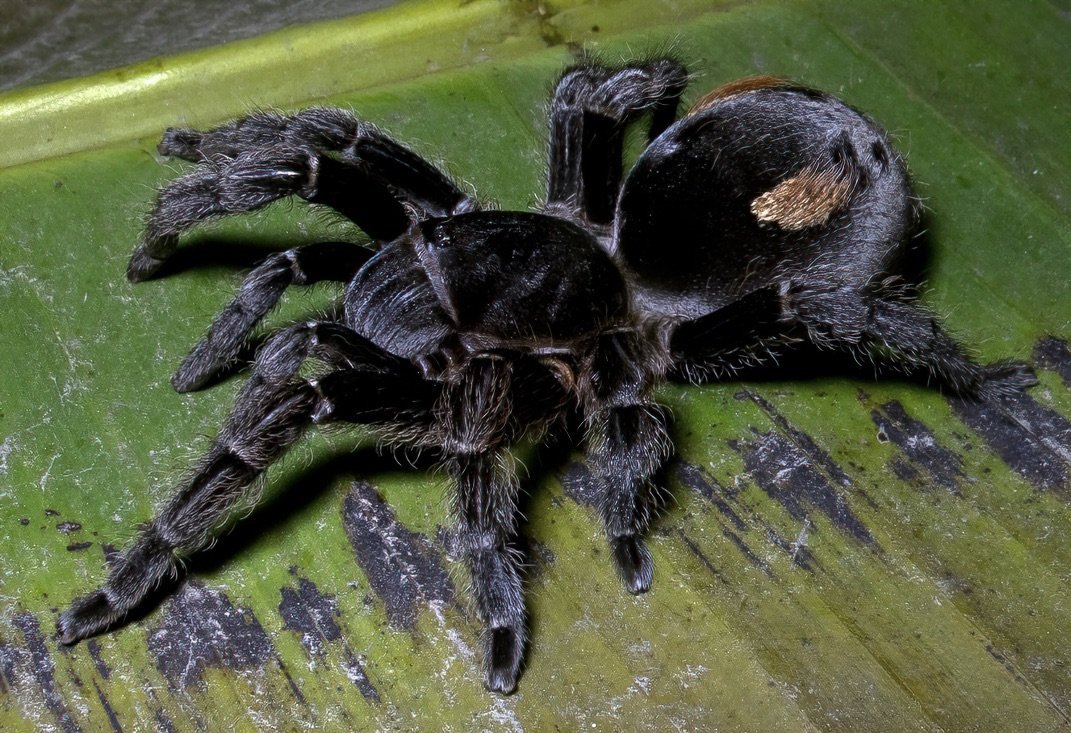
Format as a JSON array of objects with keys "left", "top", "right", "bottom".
[
  {"left": 977, "top": 360, "right": 1038, "bottom": 400},
  {"left": 611, "top": 535, "right": 653, "bottom": 594},
  {"left": 158, "top": 128, "right": 205, "bottom": 160},
  {"left": 171, "top": 340, "right": 227, "bottom": 392},
  {"left": 485, "top": 626, "right": 524, "bottom": 695},
  {"left": 126, "top": 237, "right": 175, "bottom": 282},
  {"left": 57, "top": 591, "right": 123, "bottom": 645}
]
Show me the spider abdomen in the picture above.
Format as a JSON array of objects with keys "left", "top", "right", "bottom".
[{"left": 616, "top": 81, "right": 916, "bottom": 319}]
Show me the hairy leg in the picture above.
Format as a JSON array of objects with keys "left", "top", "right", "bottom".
[
  {"left": 172, "top": 242, "right": 372, "bottom": 392},
  {"left": 546, "top": 59, "right": 688, "bottom": 224},
  {"left": 58, "top": 322, "right": 435, "bottom": 643},
  {"left": 130, "top": 147, "right": 392, "bottom": 280},
  {"left": 780, "top": 280, "right": 1035, "bottom": 397},
  {"left": 58, "top": 374, "right": 316, "bottom": 643},
  {"left": 159, "top": 108, "right": 468, "bottom": 220},
  {"left": 131, "top": 108, "right": 475, "bottom": 281},
  {"left": 668, "top": 286, "right": 797, "bottom": 383},
  {"left": 584, "top": 329, "right": 672, "bottom": 593},
  {"left": 439, "top": 356, "right": 527, "bottom": 693},
  {"left": 861, "top": 295, "right": 1036, "bottom": 398},
  {"left": 668, "top": 281, "right": 1034, "bottom": 399}
]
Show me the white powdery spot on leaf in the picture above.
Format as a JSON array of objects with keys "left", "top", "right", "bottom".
[
  {"left": 483, "top": 695, "right": 524, "bottom": 733},
  {"left": 608, "top": 674, "right": 654, "bottom": 713},
  {"left": 0, "top": 436, "right": 14, "bottom": 475}
]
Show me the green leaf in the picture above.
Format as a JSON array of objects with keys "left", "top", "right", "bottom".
[{"left": 1, "top": 1, "right": 1069, "bottom": 730}]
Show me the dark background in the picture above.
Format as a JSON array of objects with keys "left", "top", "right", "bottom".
[{"left": 0, "top": 0, "right": 400, "bottom": 92}]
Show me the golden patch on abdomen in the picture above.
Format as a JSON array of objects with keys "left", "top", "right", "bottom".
[
  {"left": 686, "top": 75, "right": 789, "bottom": 116},
  {"left": 750, "top": 164, "right": 855, "bottom": 231}
]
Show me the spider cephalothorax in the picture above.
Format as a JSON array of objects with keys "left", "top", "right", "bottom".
[{"left": 59, "top": 60, "right": 1034, "bottom": 693}]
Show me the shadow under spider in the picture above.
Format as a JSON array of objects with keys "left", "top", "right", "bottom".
[
  {"left": 104, "top": 422, "right": 587, "bottom": 637},
  {"left": 138, "top": 235, "right": 367, "bottom": 280}
]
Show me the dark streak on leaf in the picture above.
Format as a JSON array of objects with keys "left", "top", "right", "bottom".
[
  {"left": 951, "top": 393, "right": 1071, "bottom": 492},
  {"left": 0, "top": 640, "right": 24, "bottom": 695},
  {"left": 147, "top": 582, "right": 274, "bottom": 689},
  {"left": 145, "top": 686, "right": 180, "bottom": 733},
  {"left": 277, "top": 656, "right": 308, "bottom": 707},
  {"left": 342, "top": 650, "right": 381, "bottom": 703},
  {"left": 1034, "top": 336, "right": 1071, "bottom": 388},
  {"left": 722, "top": 527, "right": 775, "bottom": 576},
  {"left": 154, "top": 709, "right": 178, "bottom": 733},
  {"left": 66, "top": 542, "right": 93, "bottom": 552},
  {"left": 341, "top": 481, "right": 454, "bottom": 630},
  {"left": 673, "top": 462, "right": 774, "bottom": 575},
  {"left": 92, "top": 679, "right": 123, "bottom": 733},
  {"left": 889, "top": 457, "right": 920, "bottom": 482},
  {"left": 13, "top": 613, "right": 80, "bottom": 733},
  {"left": 747, "top": 392, "right": 855, "bottom": 490},
  {"left": 985, "top": 642, "right": 1032, "bottom": 688},
  {"left": 280, "top": 576, "right": 342, "bottom": 657},
  {"left": 675, "top": 530, "right": 730, "bottom": 585},
  {"left": 766, "top": 528, "right": 817, "bottom": 571},
  {"left": 278, "top": 574, "right": 380, "bottom": 702},
  {"left": 741, "top": 432, "right": 877, "bottom": 547},
  {"left": 87, "top": 640, "right": 110, "bottom": 680},
  {"left": 871, "top": 400, "right": 964, "bottom": 494},
  {"left": 751, "top": 390, "right": 882, "bottom": 511},
  {"left": 675, "top": 462, "right": 746, "bottom": 531}
]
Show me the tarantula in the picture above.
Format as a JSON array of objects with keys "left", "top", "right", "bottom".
[{"left": 58, "top": 59, "right": 1034, "bottom": 693}]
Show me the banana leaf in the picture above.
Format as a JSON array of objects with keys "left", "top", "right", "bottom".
[{"left": 1, "top": 0, "right": 1069, "bottom": 730}]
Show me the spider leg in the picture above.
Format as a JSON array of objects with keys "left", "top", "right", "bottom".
[
  {"left": 857, "top": 293, "right": 1037, "bottom": 398},
  {"left": 668, "top": 286, "right": 798, "bottom": 383},
  {"left": 58, "top": 322, "right": 434, "bottom": 645},
  {"left": 440, "top": 356, "right": 528, "bottom": 694},
  {"left": 130, "top": 108, "right": 474, "bottom": 281},
  {"left": 778, "top": 280, "right": 1038, "bottom": 397},
  {"left": 172, "top": 242, "right": 373, "bottom": 392},
  {"left": 668, "top": 282, "right": 1036, "bottom": 398},
  {"left": 585, "top": 330, "right": 672, "bottom": 593},
  {"left": 546, "top": 59, "right": 688, "bottom": 224},
  {"left": 157, "top": 108, "right": 469, "bottom": 222}
]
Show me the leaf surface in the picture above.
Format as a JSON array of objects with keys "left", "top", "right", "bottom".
[{"left": 1, "top": 1, "right": 1069, "bottom": 730}]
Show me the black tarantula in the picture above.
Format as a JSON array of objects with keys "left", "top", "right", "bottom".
[{"left": 59, "top": 59, "right": 1035, "bottom": 693}]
